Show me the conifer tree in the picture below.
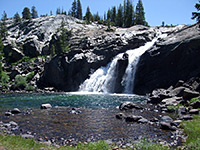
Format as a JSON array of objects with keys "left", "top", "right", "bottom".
[
  {"left": 56, "top": 8, "right": 61, "bottom": 15},
  {"left": 135, "top": 0, "right": 147, "bottom": 25},
  {"left": 192, "top": 0, "right": 200, "bottom": 23},
  {"left": 2, "top": 11, "right": 7, "bottom": 21},
  {"left": 111, "top": 6, "right": 117, "bottom": 24},
  {"left": 84, "top": 6, "right": 93, "bottom": 24},
  {"left": 0, "top": 12, "right": 8, "bottom": 39},
  {"left": 22, "top": 7, "right": 31, "bottom": 20},
  {"left": 76, "top": 0, "right": 82, "bottom": 19},
  {"left": 93, "top": 12, "right": 100, "bottom": 21},
  {"left": 31, "top": 6, "right": 38, "bottom": 19},
  {"left": 117, "top": 4, "right": 123, "bottom": 27},
  {"left": 71, "top": 0, "right": 77, "bottom": 17},
  {"left": 14, "top": 12, "right": 21, "bottom": 24}
]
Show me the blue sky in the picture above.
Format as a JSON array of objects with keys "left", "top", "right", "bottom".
[{"left": 0, "top": 0, "right": 199, "bottom": 26}]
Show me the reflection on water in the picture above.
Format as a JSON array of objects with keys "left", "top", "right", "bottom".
[{"left": 0, "top": 92, "right": 146, "bottom": 109}]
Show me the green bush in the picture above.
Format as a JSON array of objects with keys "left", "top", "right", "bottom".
[
  {"left": 25, "top": 84, "right": 35, "bottom": 91},
  {"left": 26, "top": 71, "right": 35, "bottom": 81},
  {"left": 14, "top": 75, "right": 27, "bottom": 89},
  {"left": 0, "top": 71, "right": 10, "bottom": 87},
  {"left": 190, "top": 98, "right": 200, "bottom": 104}
]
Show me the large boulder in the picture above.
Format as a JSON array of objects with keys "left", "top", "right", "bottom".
[
  {"left": 134, "top": 24, "right": 200, "bottom": 95},
  {"left": 23, "top": 40, "right": 41, "bottom": 57},
  {"left": 3, "top": 44, "right": 24, "bottom": 63}
]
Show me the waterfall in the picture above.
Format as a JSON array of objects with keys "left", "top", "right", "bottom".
[
  {"left": 79, "top": 33, "right": 166, "bottom": 94},
  {"left": 79, "top": 53, "right": 123, "bottom": 93},
  {"left": 122, "top": 38, "right": 157, "bottom": 94}
]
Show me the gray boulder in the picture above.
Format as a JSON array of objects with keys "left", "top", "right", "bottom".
[
  {"left": 41, "top": 104, "right": 52, "bottom": 109},
  {"left": 182, "top": 88, "right": 199, "bottom": 100},
  {"left": 125, "top": 115, "right": 142, "bottom": 122},
  {"left": 190, "top": 100, "right": 200, "bottom": 109},
  {"left": 119, "top": 101, "right": 142, "bottom": 111}
]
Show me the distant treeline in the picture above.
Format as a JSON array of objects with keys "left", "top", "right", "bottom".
[{"left": 1, "top": 0, "right": 148, "bottom": 28}]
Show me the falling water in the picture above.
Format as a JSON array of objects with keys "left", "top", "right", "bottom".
[{"left": 79, "top": 33, "right": 167, "bottom": 94}]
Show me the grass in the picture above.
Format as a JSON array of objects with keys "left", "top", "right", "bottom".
[
  {"left": 181, "top": 115, "right": 200, "bottom": 150},
  {"left": 0, "top": 134, "right": 110, "bottom": 150}
]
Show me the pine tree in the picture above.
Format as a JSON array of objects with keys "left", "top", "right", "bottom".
[
  {"left": 31, "top": 6, "right": 38, "bottom": 19},
  {"left": 111, "top": 6, "right": 117, "bottom": 24},
  {"left": 2, "top": 11, "right": 7, "bottom": 21},
  {"left": 56, "top": 8, "right": 61, "bottom": 15},
  {"left": 22, "top": 7, "right": 31, "bottom": 20},
  {"left": 57, "top": 19, "right": 71, "bottom": 54},
  {"left": 84, "top": 6, "right": 93, "bottom": 24},
  {"left": 192, "top": 0, "right": 200, "bottom": 23},
  {"left": 123, "top": 0, "right": 134, "bottom": 27},
  {"left": 50, "top": 11, "right": 53, "bottom": 16},
  {"left": 0, "top": 12, "right": 8, "bottom": 39},
  {"left": 71, "top": 0, "right": 77, "bottom": 17},
  {"left": 117, "top": 4, "right": 123, "bottom": 27},
  {"left": 14, "top": 12, "right": 21, "bottom": 24},
  {"left": 76, "top": 0, "right": 82, "bottom": 19},
  {"left": 135, "top": 0, "right": 147, "bottom": 25},
  {"left": 93, "top": 12, "right": 100, "bottom": 21}
]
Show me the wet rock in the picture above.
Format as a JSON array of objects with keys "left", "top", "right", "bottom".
[
  {"left": 189, "top": 109, "right": 199, "bottom": 114},
  {"left": 119, "top": 101, "right": 142, "bottom": 111},
  {"left": 160, "top": 122, "right": 177, "bottom": 131},
  {"left": 180, "top": 115, "right": 193, "bottom": 120},
  {"left": 69, "top": 108, "right": 81, "bottom": 114},
  {"left": 5, "top": 112, "right": 12, "bottom": 116},
  {"left": 41, "top": 104, "right": 52, "bottom": 109},
  {"left": 125, "top": 115, "right": 142, "bottom": 122},
  {"left": 190, "top": 100, "right": 200, "bottom": 109},
  {"left": 11, "top": 108, "right": 21, "bottom": 114},
  {"left": 116, "top": 113, "right": 126, "bottom": 120}
]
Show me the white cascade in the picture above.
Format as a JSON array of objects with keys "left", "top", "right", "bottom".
[
  {"left": 79, "top": 33, "right": 166, "bottom": 94},
  {"left": 79, "top": 53, "right": 123, "bottom": 93}
]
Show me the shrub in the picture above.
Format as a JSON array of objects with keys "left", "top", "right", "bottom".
[
  {"left": 25, "top": 84, "right": 35, "bottom": 91},
  {"left": 0, "top": 71, "right": 10, "bottom": 87},
  {"left": 190, "top": 98, "right": 200, "bottom": 104},
  {"left": 26, "top": 71, "right": 35, "bottom": 81},
  {"left": 14, "top": 75, "right": 27, "bottom": 90}
]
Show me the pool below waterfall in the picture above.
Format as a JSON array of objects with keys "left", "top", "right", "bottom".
[{"left": 0, "top": 92, "right": 176, "bottom": 146}]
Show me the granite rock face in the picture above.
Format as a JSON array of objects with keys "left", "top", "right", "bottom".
[{"left": 134, "top": 24, "right": 200, "bottom": 95}]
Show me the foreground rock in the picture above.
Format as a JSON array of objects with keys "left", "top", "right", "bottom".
[{"left": 119, "top": 101, "right": 142, "bottom": 111}]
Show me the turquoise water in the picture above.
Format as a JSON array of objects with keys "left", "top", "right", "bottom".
[{"left": 0, "top": 92, "right": 147, "bottom": 109}]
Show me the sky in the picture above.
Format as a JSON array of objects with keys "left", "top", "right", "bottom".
[{"left": 0, "top": 0, "right": 199, "bottom": 26}]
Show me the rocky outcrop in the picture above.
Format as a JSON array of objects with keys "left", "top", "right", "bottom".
[{"left": 134, "top": 24, "right": 200, "bottom": 95}]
